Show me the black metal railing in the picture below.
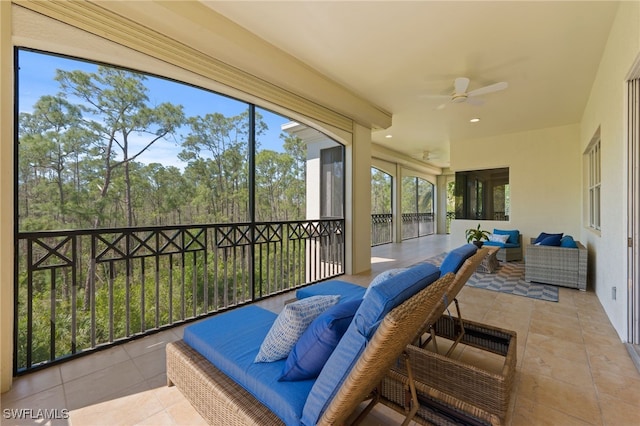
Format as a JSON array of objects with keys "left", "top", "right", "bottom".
[
  {"left": 401, "top": 212, "right": 435, "bottom": 240},
  {"left": 371, "top": 214, "right": 393, "bottom": 246},
  {"left": 14, "top": 219, "right": 344, "bottom": 374}
]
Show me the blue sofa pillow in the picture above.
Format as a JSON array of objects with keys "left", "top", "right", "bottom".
[
  {"left": 560, "top": 235, "right": 578, "bottom": 248},
  {"left": 534, "top": 232, "right": 563, "bottom": 244},
  {"left": 493, "top": 229, "right": 520, "bottom": 245},
  {"left": 280, "top": 299, "right": 362, "bottom": 382},
  {"left": 537, "top": 234, "right": 562, "bottom": 246},
  {"left": 439, "top": 244, "right": 477, "bottom": 276},
  {"left": 301, "top": 262, "right": 440, "bottom": 426}
]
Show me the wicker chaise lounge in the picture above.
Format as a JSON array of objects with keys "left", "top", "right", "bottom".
[{"left": 166, "top": 272, "right": 457, "bottom": 425}]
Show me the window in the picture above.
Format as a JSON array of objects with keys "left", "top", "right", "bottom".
[
  {"left": 455, "top": 168, "right": 510, "bottom": 221},
  {"left": 401, "top": 176, "right": 434, "bottom": 239},
  {"left": 588, "top": 136, "right": 601, "bottom": 231},
  {"left": 320, "top": 146, "right": 344, "bottom": 218}
]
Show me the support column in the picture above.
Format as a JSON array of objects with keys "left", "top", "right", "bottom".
[
  {"left": 345, "top": 123, "right": 371, "bottom": 275},
  {"left": 395, "top": 163, "right": 403, "bottom": 242},
  {"left": 1, "top": 0, "right": 14, "bottom": 393}
]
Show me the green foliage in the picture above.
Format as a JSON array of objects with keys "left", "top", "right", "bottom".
[
  {"left": 465, "top": 223, "right": 490, "bottom": 243},
  {"left": 15, "top": 60, "right": 325, "bottom": 371}
]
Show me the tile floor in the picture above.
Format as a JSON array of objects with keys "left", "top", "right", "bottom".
[{"left": 2, "top": 235, "right": 640, "bottom": 425}]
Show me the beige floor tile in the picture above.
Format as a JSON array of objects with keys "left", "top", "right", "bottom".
[
  {"left": 123, "top": 332, "right": 179, "bottom": 359},
  {"left": 597, "top": 393, "right": 640, "bottom": 426},
  {"left": 1, "top": 366, "right": 62, "bottom": 404},
  {"left": 60, "top": 346, "right": 130, "bottom": 383},
  {"left": 517, "top": 370, "right": 601, "bottom": 424},
  {"left": 164, "top": 399, "right": 208, "bottom": 426},
  {"left": 63, "top": 360, "right": 146, "bottom": 410},
  {"left": 131, "top": 347, "right": 166, "bottom": 380},
  {"left": 588, "top": 349, "right": 640, "bottom": 378},
  {"left": 1, "top": 385, "right": 69, "bottom": 426},
  {"left": 149, "top": 381, "right": 187, "bottom": 409},
  {"left": 511, "top": 395, "right": 596, "bottom": 426},
  {"left": 524, "top": 332, "right": 589, "bottom": 364},
  {"left": 592, "top": 369, "right": 640, "bottom": 406},
  {"left": 529, "top": 318, "right": 585, "bottom": 345},
  {"left": 522, "top": 345, "right": 593, "bottom": 388},
  {"left": 70, "top": 388, "right": 164, "bottom": 426},
  {"left": 132, "top": 410, "right": 176, "bottom": 426}
]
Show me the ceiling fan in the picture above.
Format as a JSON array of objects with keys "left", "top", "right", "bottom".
[{"left": 426, "top": 77, "right": 508, "bottom": 110}]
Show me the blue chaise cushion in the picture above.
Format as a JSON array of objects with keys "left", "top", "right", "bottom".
[
  {"left": 301, "top": 262, "right": 441, "bottom": 426},
  {"left": 184, "top": 305, "right": 312, "bottom": 425},
  {"left": 296, "top": 280, "right": 366, "bottom": 304},
  {"left": 280, "top": 299, "right": 362, "bottom": 382},
  {"left": 439, "top": 244, "right": 477, "bottom": 276}
]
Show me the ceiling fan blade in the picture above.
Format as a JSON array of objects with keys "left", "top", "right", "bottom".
[
  {"left": 466, "top": 97, "right": 485, "bottom": 106},
  {"left": 454, "top": 77, "right": 470, "bottom": 94},
  {"left": 468, "top": 81, "right": 508, "bottom": 97}
]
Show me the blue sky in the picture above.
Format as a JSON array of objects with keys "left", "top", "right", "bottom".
[{"left": 18, "top": 49, "right": 290, "bottom": 168}]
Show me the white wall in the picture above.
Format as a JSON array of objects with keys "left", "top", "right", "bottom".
[
  {"left": 449, "top": 124, "right": 582, "bottom": 249},
  {"left": 580, "top": 0, "right": 640, "bottom": 341},
  {"left": 0, "top": 0, "right": 13, "bottom": 393}
]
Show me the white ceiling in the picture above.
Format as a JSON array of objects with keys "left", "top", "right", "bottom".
[{"left": 202, "top": 1, "right": 618, "bottom": 168}]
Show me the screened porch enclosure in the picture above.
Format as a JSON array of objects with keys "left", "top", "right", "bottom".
[{"left": 14, "top": 50, "right": 346, "bottom": 374}]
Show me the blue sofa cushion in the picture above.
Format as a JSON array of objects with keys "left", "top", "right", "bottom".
[
  {"left": 534, "top": 232, "right": 563, "bottom": 244},
  {"left": 296, "top": 280, "right": 366, "bottom": 304},
  {"left": 301, "top": 262, "right": 441, "bottom": 426},
  {"left": 439, "top": 244, "right": 477, "bottom": 276},
  {"left": 484, "top": 241, "right": 521, "bottom": 249},
  {"left": 560, "top": 235, "right": 578, "bottom": 248},
  {"left": 537, "top": 234, "right": 563, "bottom": 246},
  {"left": 280, "top": 299, "right": 362, "bottom": 382},
  {"left": 493, "top": 229, "right": 520, "bottom": 245},
  {"left": 184, "top": 305, "right": 312, "bottom": 425},
  {"left": 255, "top": 295, "right": 340, "bottom": 363}
]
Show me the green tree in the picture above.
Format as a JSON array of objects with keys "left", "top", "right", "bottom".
[{"left": 55, "top": 66, "right": 185, "bottom": 228}]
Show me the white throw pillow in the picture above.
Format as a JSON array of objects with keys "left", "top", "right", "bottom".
[
  {"left": 254, "top": 295, "right": 340, "bottom": 362},
  {"left": 489, "top": 234, "right": 510, "bottom": 243}
]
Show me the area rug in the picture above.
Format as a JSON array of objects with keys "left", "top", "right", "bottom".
[{"left": 426, "top": 253, "right": 559, "bottom": 302}]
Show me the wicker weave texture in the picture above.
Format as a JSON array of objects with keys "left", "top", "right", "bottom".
[
  {"left": 524, "top": 240, "right": 587, "bottom": 290},
  {"left": 166, "top": 340, "right": 285, "bottom": 426},
  {"left": 381, "top": 319, "right": 517, "bottom": 425},
  {"left": 318, "top": 273, "right": 457, "bottom": 425}
]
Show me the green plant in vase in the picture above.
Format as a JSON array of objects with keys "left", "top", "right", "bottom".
[{"left": 465, "top": 223, "right": 490, "bottom": 248}]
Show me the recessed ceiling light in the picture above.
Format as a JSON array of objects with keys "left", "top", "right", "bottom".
[
  {"left": 385, "top": 134, "right": 393, "bottom": 138},
  {"left": 470, "top": 118, "right": 480, "bottom": 123}
]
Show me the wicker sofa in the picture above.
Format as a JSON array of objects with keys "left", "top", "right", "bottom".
[{"left": 524, "top": 239, "right": 587, "bottom": 290}]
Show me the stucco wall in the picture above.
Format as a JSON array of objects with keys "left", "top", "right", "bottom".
[
  {"left": 449, "top": 124, "right": 582, "bottom": 249},
  {"left": 580, "top": 0, "right": 640, "bottom": 341}
]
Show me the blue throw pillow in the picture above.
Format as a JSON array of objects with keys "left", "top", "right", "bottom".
[
  {"left": 537, "top": 234, "right": 562, "bottom": 246},
  {"left": 534, "top": 232, "right": 563, "bottom": 244},
  {"left": 493, "top": 229, "right": 520, "bottom": 245},
  {"left": 255, "top": 295, "right": 340, "bottom": 363},
  {"left": 439, "top": 244, "right": 477, "bottom": 276},
  {"left": 560, "top": 235, "right": 578, "bottom": 248},
  {"left": 301, "top": 262, "right": 441, "bottom": 425},
  {"left": 280, "top": 299, "right": 362, "bottom": 382}
]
